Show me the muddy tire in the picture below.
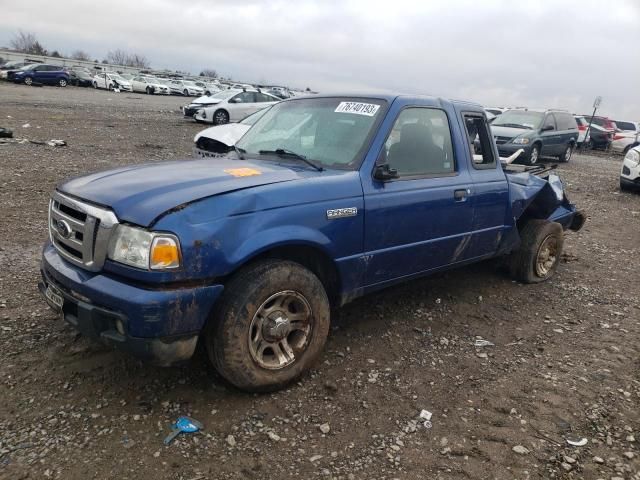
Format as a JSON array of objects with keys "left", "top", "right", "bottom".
[
  {"left": 509, "top": 219, "right": 564, "bottom": 283},
  {"left": 206, "top": 260, "right": 330, "bottom": 392},
  {"left": 559, "top": 143, "right": 573, "bottom": 162}
]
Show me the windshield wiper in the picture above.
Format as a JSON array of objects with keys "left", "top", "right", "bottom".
[
  {"left": 234, "top": 145, "right": 246, "bottom": 160},
  {"left": 496, "top": 123, "right": 532, "bottom": 130},
  {"left": 258, "top": 148, "right": 324, "bottom": 171}
]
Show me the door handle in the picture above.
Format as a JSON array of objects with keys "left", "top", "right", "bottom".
[{"left": 454, "top": 189, "right": 470, "bottom": 201}]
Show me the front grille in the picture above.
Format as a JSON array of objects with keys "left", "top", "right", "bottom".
[
  {"left": 494, "top": 136, "right": 512, "bottom": 145},
  {"left": 49, "top": 191, "right": 119, "bottom": 272}
]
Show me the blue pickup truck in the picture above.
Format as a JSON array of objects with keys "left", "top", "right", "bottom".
[{"left": 40, "top": 93, "right": 584, "bottom": 391}]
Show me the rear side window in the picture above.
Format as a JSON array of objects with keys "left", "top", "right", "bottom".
[
  {"left": 556, "top": 112, "right": 577, "bottom": 130},
  {"left": 463, "top": 114, "right": 496, "bottom": 168},
  {"left": 382, "top": 107, "right": 455, "bottom": 178},
  {"left": 542, "top": 114, "right": 556, "bottom": 130},
  {"left": 615, "top": 121, "right": 636, "bottom": 131}
]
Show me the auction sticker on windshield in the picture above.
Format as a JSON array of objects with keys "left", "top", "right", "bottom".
[{"left": 335, "top": 102, "right": 380, "bottom": 116}]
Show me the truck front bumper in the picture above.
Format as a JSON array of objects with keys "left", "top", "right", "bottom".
[{"left": 39, "top": 242, "right": 224, "bottom": 366}]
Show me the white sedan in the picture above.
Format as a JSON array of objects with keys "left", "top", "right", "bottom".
[
  {"left": 169, "top": 80, "right": 204, "bottom": 96},
  {"left": 190, "top": 89, "right": 280, "bottom": 125},
  {"left": 193, "top": 107, "right": 270, "bottom": 158},
  {"left": 93, "top": 73, "right": 132, "bottom": 91},
  {"left": 130, "top": 76, "right": 170, "bottom": 95}
]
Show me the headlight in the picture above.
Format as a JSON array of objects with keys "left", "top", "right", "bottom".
[
  {"left": 512, "top": 137, "right": 530, "bottom": 145},
  {"left": 107, "top": 225, "right": 181, "bottom": 270},
  {"left": 625, "top": 149, "right": 640, "bottom": 167}
]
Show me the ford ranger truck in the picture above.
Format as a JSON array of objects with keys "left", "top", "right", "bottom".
[{"left": 39, "top": 94, "right": 585, "bottom": 391}]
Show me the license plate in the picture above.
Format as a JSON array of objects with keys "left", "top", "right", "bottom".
[{"left": 45, "top": 284, "right": 64, "bottom": 310}]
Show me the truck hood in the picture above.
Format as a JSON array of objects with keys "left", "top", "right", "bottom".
[{"left": 57, "top": 158, "right": 302, "bottom": 226}]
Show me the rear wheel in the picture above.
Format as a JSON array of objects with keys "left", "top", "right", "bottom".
[
  {"left": 93, "top": 81, "right": 98, "bottom": 89},
  {"left": 559, "top": 143, "right": 573, "bottom": 162},
  {"left": 183, "top": 89, "right": 189, "bottom": 96},
  {"left": 213, "top": 109, "right": 229, "bottom": 125},
  {"left": 146, "top": 86, "right": 151, "bottom": 95},
  {"left": 24, "top": 76, "right": 33, "bottom": 86},
  {"left": 509, "top": 219, "right": 564, "bottom": 283},
  {"left": 206, "top": 260, "right": 330, "bottom": 392},
  {"left": 58, "top": 78, "right": 67, "bottom": 87}
]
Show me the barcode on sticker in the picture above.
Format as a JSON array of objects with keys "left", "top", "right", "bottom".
[{"left": 335, "top": 102, "right": 380, "bottom": 116}]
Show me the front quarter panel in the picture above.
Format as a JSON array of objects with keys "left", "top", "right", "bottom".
[{"left": 145, "top": 170, "right": 365, "bottom": 283}]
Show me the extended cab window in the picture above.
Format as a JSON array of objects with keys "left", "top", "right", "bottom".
[
  {"left": 382, "top": 108, "right": 455, "bottom": 177},
  {"left": 463, "top": 114, "right": 496, "bottom": 168}
]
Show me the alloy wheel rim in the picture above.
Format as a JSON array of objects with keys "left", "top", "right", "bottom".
[
  {"left": 565, "top": 146, "right": 572, "bottom": 161},
  {"left": 25, "top": 77, "right": 32, "bottom": 85},
  {"left": 530, "top": 147, "right": 538, "bottom": 164},
  {"left": 248, "top": 290, "right": 312, "bottom": 370},
  {"left": 535, "top": 235, "right": 558, "bottom": 277},
  {"left": 215, "top": 111, "right": 227, "bottom": 124}
]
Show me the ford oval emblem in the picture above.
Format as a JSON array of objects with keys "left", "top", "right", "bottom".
[{"left": 56, "top": 219, "right": 72, "bottom": 239}]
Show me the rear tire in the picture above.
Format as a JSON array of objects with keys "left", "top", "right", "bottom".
[
  {"left": 509, "top": 219, "right": 564, "bottom": 283},
  {"left": 146, "top": 86, "right": 151, "bottom": 95},
  {"left": 206, "top": 260, "right": 330, "bottom": 392},
  {"left": 559, "top": 143, "right": 573, "bottom": 162}
]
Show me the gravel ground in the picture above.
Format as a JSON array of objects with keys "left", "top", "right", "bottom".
[{"left": 0, "top": 82, "right": 639, "bottom": 480}]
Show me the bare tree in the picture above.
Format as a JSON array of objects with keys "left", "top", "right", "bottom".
[
  {"left": 10, "top": 30, "right": 47, "bottom": 55},
  {"left": 106, "top": 49, "right": 149, "bottom": 68},
  {"left": 50, "top": 50, "right": 62, "bottom": 58},
  {"left": 199, "top": 69, "right": 217, "bottom": 78},
  {"left": 70, "top": 50, "right": 91, "bottom": 61}
]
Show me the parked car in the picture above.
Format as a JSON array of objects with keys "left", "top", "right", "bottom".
[
  {"left": 193, "top": 107, "right": 271, "bottom": 158},
  {"left": 620, "top": 145, "right": 640, "bottom": 191},
  {"left": 573, "top": 115, "right": 591, "bottom": 146},
  {"left": 192, "top": 89, "right": 280, "bottom": 125},
  {"left": 611, "top": 120, "right": 640, "bottom": 154},
  {"left": 168, "top": 79, "right": 204, "bottom": 96},
  {"left": 585, "top": 123, "right": 613, "bottom": 150},
  {"left": 68, "top": 68, "right": 94, "bottom": 87},
  {"left": 39, "top": 93, "right": 584, "bottom": 391},
  {"left": 490, "top": 109, "right": 578, "bottom": 164},
  {"left": 8, "top": 63, "right": 70, "bottom": 87},
  {"left": 582, "top": 115, "right": 616, "bottom": 133},
  {"left": 194, "top": 81, "right": 221, "bottom": 96},
  {"left": 93, "top": 72, "right": 133, "bottom": 91},
  {"left": 485, "top": 107, "right": 509, "bottom": 116},
  {"left": 0, "top": 60, "right": 37, "bottom": 79},
  {"left": 130, "top": 76, "right": 170, "bottom": 95},
  {"left": 267, "top": 86, "right": 292, "bottom": 99}
]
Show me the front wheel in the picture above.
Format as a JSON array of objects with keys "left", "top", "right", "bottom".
[
  {"left": 58, "top": 78, "right": 67, "bottom": 87},
  {"left": 509, "top": 219, "right": 564, "bottom": 283},
  {"left": 24, "top": 76, "right": 33, "bottom": 86},
  {"left": 206, "top": 260, "right": 331, "bottom": 392},
  {"left": 213, "top": 109, "right": 229, "bottom": 125},
  {"left": 528, "top": 144, "right": 540, "bottom": 165},
  {"left": 146, "top": 86, "right": 151, "bottom": 95}
]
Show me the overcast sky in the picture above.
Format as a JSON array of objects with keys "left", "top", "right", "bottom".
[{"left": 2, "top": 0, "right": 639, "bottom": 118}]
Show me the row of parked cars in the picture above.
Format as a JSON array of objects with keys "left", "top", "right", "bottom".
[
  {"left": 0, "top": 60, "right": 298, "bottom": 100},
  {"left": 485, "top": 107, "right": 639, "bottom": 163}
]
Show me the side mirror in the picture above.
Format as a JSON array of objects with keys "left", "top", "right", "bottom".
[
  {"left": 541, "top": 125, "right": 554, "bottom": 132},
  {"left": 374, "top": 164, "right": 399, "bottom": 181}
]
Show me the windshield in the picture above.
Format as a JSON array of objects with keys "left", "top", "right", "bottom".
[
  {"left": 20, "top": 64, "right": 38, "bottom": 71},
  {"left": 492, "top": 110, "right": 544, "bottom": 129},
  {"left": 236, "top": 97, "right": 386, "bottom": 169}
]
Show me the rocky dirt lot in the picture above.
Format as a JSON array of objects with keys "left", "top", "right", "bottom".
[{"left": 0, "top": 82, "right": 639, "bottom": 480}]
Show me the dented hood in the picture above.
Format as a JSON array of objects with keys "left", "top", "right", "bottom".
[{"left": 58, "top": 158, "right": 302, "bottom": 226}]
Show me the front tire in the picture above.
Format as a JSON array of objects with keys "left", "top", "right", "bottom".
[
  {"left": 527, "top": 144, "right": 540, "bottom": 165},
  {"left": 206, "top": 260, "right": 331, "bottom": 392},
  {"left": 213, "top": 109, "right": 229, "bottom": 125},
  {"left": 509, "top": 220, "right": 564, "bottom": 283},
  {"left": 58, "top": 78, "right": 67, "bottom": 87},
  {"left": 146, "top": 86, "right": 151, "bottom": 95},
  {"left": 24, "top": 76, "right": 33, "bottom": 86}
]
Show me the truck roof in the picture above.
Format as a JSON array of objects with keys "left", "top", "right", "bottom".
[{"left": 301, "top": 92, "right": 484, "bottom": 110}]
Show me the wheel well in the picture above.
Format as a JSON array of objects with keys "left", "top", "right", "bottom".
[{"left": 237, "top": 245, "right": 341, "bottom": 307}]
